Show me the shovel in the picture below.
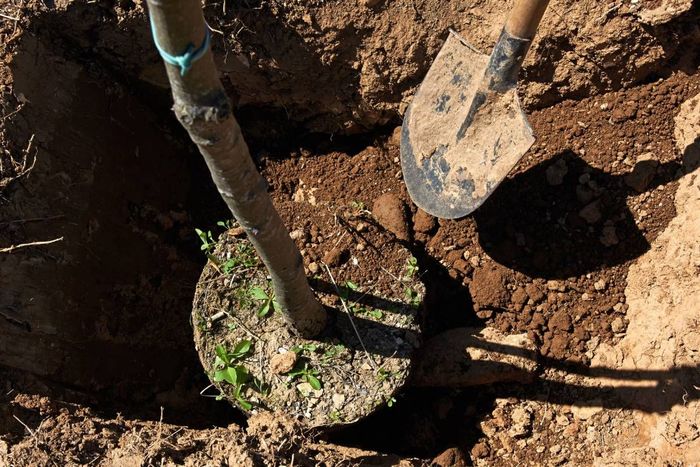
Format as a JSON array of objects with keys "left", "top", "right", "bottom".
[{"left": 401, "top": 0, "right": 551, "bottom": 219}]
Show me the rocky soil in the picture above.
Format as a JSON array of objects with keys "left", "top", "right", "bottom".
[{"left": 0, "top": 0, "right": 699, "bottom": 465}]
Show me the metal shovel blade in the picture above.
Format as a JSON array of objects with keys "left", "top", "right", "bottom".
[{"left": 401, "top": 31, "right": 535, "bottom": 219}]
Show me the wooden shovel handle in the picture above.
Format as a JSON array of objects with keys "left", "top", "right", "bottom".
[{"left": 505, "top": 0, "right": 551, "bottom": 39}]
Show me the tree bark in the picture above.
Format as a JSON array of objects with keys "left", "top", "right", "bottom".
[{"left": 146, "top": 0, "right": 326, "bottom": 337}]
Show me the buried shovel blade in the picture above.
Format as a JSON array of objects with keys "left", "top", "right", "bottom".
[{"left": 401, "top": 30, "right": 535, "bottom": 219}]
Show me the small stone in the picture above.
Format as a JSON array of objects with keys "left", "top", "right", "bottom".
[
  {"left": 308, "top": 262, "right": 320, "bottom": 274},
  {"left": 586, "top": 336, "right": 600, "bottom": 351},
  {"left": 296, "top": 382, "right": 314, "bottom": 397},
  {"left": 546, "top": 280, "right": 566, "bottom": 292},
  {"left": 332, "top": 393, "right": 346, "bottom": 409},
  {"left": 289, "top": 229, "right": 305, "bottom": 241},
  {"left": 530, "top": 312, "right": 546, "bottom": 328},
  {"left": 508, "top": 407, "right": 532, "bottom": 438},
  {"left": 579, "top": 201, "right": 602, "bottom": 224},
  {"left": 624, "top": 154, "right": 659, "bottom": 192},
  {"left": 610, "top": 317, "right": 625, "bottom": 333},
  {"left": 546, "top": 159, "right": 568, "bottom": 186},
  {"left": 593, "top": 279, "right": 607, "bottom": 291},
  {"left": 550, "top": 444, "right": 562, "bottom": 454},
  {"left": 355, "top": 242, "right": 366, "bottom": 251},
  {"left": 372, "top": 192, "right": 410, "bottom": 241},
  {"left": 611, "top": 102, "right": 637, "bottom": 123},
  {"left": 556, "top": 414, "right": 570, "bottom": 426},
  {"left": 301, "top": 13, "right": 313, "bottom": 25},
  {"left": 446, "top": 249, "right": 464, "bottom": 265},
  {"left": 413, "top": 208, "right": 437, "bottom": 234},
  {"left": 563, "top": 423, "right": 579, "bottom": 437},
  {"left": 581, "top": 292, "right": 592, "bottom": 301},
  {"left": 536, "top": 446, "right": 546, "bottom": 454},
  {"left": 270, "top": 351, "right": 297, "bottom": 374}
]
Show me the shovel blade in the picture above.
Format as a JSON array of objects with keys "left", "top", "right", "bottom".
[{"left": 401, "top": 31, "right": 535, "bottom": 219}]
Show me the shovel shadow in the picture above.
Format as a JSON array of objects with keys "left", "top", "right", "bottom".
[{"left": 474, "top": 150, "right": 694, "bottom": 279}]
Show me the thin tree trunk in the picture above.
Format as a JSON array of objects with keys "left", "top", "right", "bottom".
[{"left": 146, "top": 0, "right": 326, "bottom": 337}]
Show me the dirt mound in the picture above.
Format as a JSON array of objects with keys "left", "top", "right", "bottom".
[
  {"left": 28, "top": 0, "right": 700, "bottom": 134},
  {"left": 0, "top": 383, "right": 411, "bottom": 466}
]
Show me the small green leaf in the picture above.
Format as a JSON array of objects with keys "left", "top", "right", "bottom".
[
  {"left": 345, "top": 281, "right": 359, "bottom": 291},
  {"left": 222, "top": 367, "right": 238, "bottom": 385},
  {"left": 368, "top": 309, "right": 383, "bottom": 320},
  {"left": 271, "top": 300, "right": 281, "bottom": 313},
  {"left": 215, "top": 345, "right": 229, "bottom": 365},
  {"left": 306, "top": 374, "right": 322, "bottom": 390},
  {"left": 222, "top": 259, "right": 236, "bottom": 274},
  {"left": 249, "top": 287, "right": 269, "bottom": 300},
  {"left": 237, "top": 398, "right": 253, "bottom": 411},
  {"left": 213, "top": 370, "right": 226, "bottom": 382},
  {"left": 258, "top": 301, "right": 271, "bottom": 317},
  {"left": 232, "top": 339, "right": 252, "bottom": 358}
]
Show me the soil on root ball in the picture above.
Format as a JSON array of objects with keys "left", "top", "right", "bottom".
[{"left": 192, "top": 225, "right": 423, "bottom": 428}]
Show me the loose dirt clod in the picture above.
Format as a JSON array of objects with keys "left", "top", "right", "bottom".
[
  {"left": 372, "top": 192, "right": 410, "bottom": 241},
  {"left": 270, "top": 351, "right": 298, "bottom": 375},
  {"left": 413, "top": 208, "right": 437, "bottom": 234},
  {"left": 469, "top": 264, "right": 509, "bottom": 311}
]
